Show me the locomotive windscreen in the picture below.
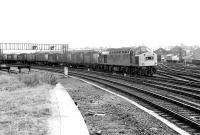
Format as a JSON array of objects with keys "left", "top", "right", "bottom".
[{"left": 145, "top": 56, "right": 154, "bottom": 60}]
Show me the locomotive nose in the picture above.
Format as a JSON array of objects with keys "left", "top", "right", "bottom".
[{"left": 139, "top": 51, "right": 157, "bottom": 67}]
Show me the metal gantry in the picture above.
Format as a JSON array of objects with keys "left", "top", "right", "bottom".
[
  {"left": 0, "top": 43, "right": 67, "bottom": 51},
  {"left": 0, "top": 43, "right": 69, "bottom": 61}
]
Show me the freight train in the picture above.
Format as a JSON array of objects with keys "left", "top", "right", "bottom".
[{"left": 1, "top": 46, "right": 157, "bottom": 76}]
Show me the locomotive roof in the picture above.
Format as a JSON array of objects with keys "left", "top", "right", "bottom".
[
  {"left": 106, "top": 46, "right": 150, "bottom": 51},
  {"left": 105, "top": 46, "right": 151, "bottom": 54},
  {"left": 106, "top": 47, "right": 135, "bottom": 51}
]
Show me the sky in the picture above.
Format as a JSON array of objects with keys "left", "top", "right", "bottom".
[{"left": 0, "top": 0, "right": 200, "bottom": 50}]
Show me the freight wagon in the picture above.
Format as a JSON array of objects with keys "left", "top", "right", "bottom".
[
  {"left": 57, "top": 53, "right": 71, "bottom": 65},
  {"left": 35, "top": 53, "right": 48, "bottom": 65},
  {"left": 17, "top": 53, "right": 27, "bottom": 64},
  {"left": 7, "top": 54, "right": 18, "bottom": 63},
  {"left": 2, "top": 54, "right": 7, "bottom": 63},
  {"left": 26, "top": 53, "right": 36, "bottom": 64},
  {"left": 70, "top": 51, "right": 84, "bottom": 67},
  {"left": 69, "top": 50, "right": 99, "bottom": 68},
  {"left": 48, "top": 53, "right": 59, "bottom": 65}
]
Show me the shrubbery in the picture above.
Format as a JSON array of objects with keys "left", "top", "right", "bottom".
[
  {"left": 19, "top": 72, "right": 57, "bottom": 87},
  {"left": 41, "top": 73, "right": 57, "bottom": 85}
]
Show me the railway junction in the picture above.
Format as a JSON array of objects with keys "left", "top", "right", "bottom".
[{"left": 0, "top": 44, "right": 200, "bottom": 135}]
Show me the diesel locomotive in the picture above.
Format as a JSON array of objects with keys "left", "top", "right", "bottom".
[{"left": 98, "top": 46, "right": 157, "bottom": 76}]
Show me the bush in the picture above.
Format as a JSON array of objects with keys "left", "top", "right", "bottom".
[
  {"left": 41, "top": 73, "right": 57, "bottom": 85},
  {"left": 19, "top": 72, "right": 57, "bottom": 87},
  {"left": 20, "top": 74, "right": 40, "bottom": 87}
]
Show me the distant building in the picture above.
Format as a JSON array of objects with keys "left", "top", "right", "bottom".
[
  {"left": 182, "top": 48, "right": 200, "bottom": 64},
  {"left": 154, "top": 48, "right": 168, "bottom": 55},
  {"left": 192, "top": 48, "right": 200, "bottom": 60},
  {"left": 166, "top": 54, "right": 179, "bottom": 62},
  {"left": 154, "top": 48, "right": 168, "bottom": 62},
  {"left": 185, "top": 49, "right": 192, "bottom": 56},
  {"left": 183, "top": 55, "right": 193, "bottom": 63},
  {"left": 169, "top": 46, "right": 186, "bottom": 61}
]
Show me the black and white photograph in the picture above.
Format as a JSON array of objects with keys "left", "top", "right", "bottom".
[{"left": 0, "top": 0, "right": 200, "bottom": 135}]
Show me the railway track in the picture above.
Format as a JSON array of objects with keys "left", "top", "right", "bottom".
[
  {"left": 78, "top": 68, "right": 200, "bottom": 90},
  {"left": 152, "top": 75, "right": 200, "bottom": 88},
  {"left": 164, "top": 64, "right": 200, "bottom": 75},
  {"left": 36, "top": 65, "right": 200, "bottom": 88},
  {"left": 159, "top": 63, "right": 200, "bottom": 77},
  {"left": 32, "top": 66, "right": 200, "bottom": 135},
  {"left": 157, "top": 64, "right": 200, "bottom": 82},
  {"left": 31, "top": 66, "right": 200, "bottom": 102},
  {"left": 164, "top": 63, "right": 200, "bottom": 71},
  {"left": 157, "top": 70, "right": 200, "bottom": 82},
  {"left": 73, "top": 69, "right": 200, "bottom": 107},
  {"left": 76, "top": 70, "right": 200, "bottom": 101}
]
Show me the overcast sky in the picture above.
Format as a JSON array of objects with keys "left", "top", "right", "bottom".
[{"left": 0, "top": 0, "right": 200, "bottom": 50}]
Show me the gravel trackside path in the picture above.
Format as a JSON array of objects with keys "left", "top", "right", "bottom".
[{"left": 58, "top": 77, "right": 180, "bottom": 135}]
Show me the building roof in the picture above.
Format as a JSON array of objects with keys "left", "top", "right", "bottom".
[{"left": 154, "top": 48, "right": 168, "bottom": 55}]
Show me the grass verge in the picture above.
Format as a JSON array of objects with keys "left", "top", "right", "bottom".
[{"left": 0, "top": 72, "right": 57, "bottom": 135}]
